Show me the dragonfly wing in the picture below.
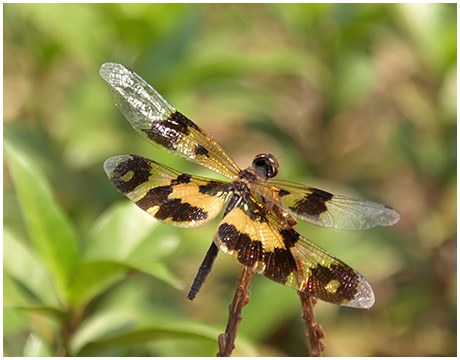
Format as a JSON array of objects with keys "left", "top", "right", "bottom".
[
  {"left": 258, "top": 179, "right": 400, "bottom": 230},
  {"left": 213, "top": 193, "right": 374, "bottom": 308},
  {"left": 100, "top": 63, "right": 241, "bottom": 179}
]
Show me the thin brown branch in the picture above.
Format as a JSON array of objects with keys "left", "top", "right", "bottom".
[
  {"left": 298, "top": 291, "right": 326, "bottom": 357},
  {"left": 217, "top": 265, "right": 255, "bottom": 357}
]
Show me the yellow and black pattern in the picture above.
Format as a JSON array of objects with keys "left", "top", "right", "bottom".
[
  {"left": 104, "top": 154, "right": 230, "bottom": 227},
  {"left": 214, "top": 194, "right": 297, "bottom": 288},
  {"left": 101, "top": 63, "right": 400, "bottom": 309}
]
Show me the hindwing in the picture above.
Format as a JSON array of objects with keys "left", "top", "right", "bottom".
[
  {"left": 214, "top": 194, "right": 374, "bottom": 308},
  {"left": 253, "top": 179, "right": 400, "bottom": 230}
]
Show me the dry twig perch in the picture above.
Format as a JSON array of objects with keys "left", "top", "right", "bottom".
[
  {"left": 298, "top": 290, "right": 326, "bottom": 356},
  {"left": 217, "top": 265, "right": 255, "bottom": 357},
  {"left": 217, "top": 265, "right": 326, "bottom": 357}
]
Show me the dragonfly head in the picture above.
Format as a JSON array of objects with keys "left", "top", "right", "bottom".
[{"left": 251, "top": 153, "right": 279, "bottom": 179}]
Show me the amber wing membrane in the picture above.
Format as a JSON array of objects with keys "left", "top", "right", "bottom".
[
  {"left": 213, "top": 193, "right": 375, "bottom": 308},
  {"left": 104, "top": 154, "right": 231, "bottom": 228},
  {"left": 100, "top": 63, "right": 241, "bottom": 179},
  {"left": 255, "top": 179, "right": 400, "bottom": 230}
]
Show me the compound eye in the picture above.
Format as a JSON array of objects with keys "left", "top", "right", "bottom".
[{"left": 252, "top": 153, "right": 279, "bottom": 179}]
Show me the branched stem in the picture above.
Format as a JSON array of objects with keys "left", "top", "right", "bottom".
[
  {"left": 215, "top": 266, "right": 326, "bottom": 357},
  {"left": 298, "top": 291, "right": 326, "bottom": 356},
  {"left": 217, "top": 265, "right": 255, "bottom": 357}
]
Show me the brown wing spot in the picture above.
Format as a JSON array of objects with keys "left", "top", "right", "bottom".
[
  {"left": 136, "top": 186, "right": 172, "bottom": 210},
  {"left": 304, "top": 263, "right": 359, "bottom": 304},
  {"left": 171, "top": 173, "right": 191, "bottom": 185},
  {"left": 291, "top": 188, "right": 333, "bottom": 216},
  {"left": 194, "top": 144, "right": 210, "bottom": 158},
  {"left": 156, "top": 199, "right": 208, "bottom": 222},
  {"left": 136, "top": 186, "right": 208, "bottom": 222},
  {"left": 218, "top": 223, "right": 297, "bottom": 283},
  {"left": 199, "top": 181, "right": 228, "bottom": 196},
  {"left": 278, "top": 189, "right": 290, "bottom": 197},
  {"left": 279, "top": 228, "right": 300, "bottom": 248},
  {"left": 170, "top": 111, "right": 200, "bottom": 131},
  {"left": 218, "top": 223, "right": 263, "bottom": 267},
  {"left": 143, "top": 121, "right": 182, "bottom": 150},
  {"left": 142, "top": 111, "right": 195, "bottom": 150},
  {"left": 263, "top": 248, "right": 297, "bottom": 284},
  {"left": 110, "top": 155, "right": 152, "bottom": 194}
]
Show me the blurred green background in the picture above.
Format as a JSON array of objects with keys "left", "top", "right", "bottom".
[{"left": 4, "top": 3, "right": 456, "bottom": 357}]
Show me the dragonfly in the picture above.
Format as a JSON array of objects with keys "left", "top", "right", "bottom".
[{"left": 100, "top": 63, "right": 400, "bottom": 309}]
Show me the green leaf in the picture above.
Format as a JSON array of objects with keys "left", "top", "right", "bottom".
[
  {"left": 4, "top": 229, "right": 61, "bottom": 308},
  {"left": 3, "top": 306, "right": 29, "bottom": 336},
  {"left": 4, "top": 142, "right": 79, "bottom": 304},
  {"left": 3, "top": 272, "right": 31, "bottom": 308},
  {"left": 66, "top": 261, "right": 126, "bottom": 308},
  {"left": 127, "top": 261, "right": 183, "bottom": 291},
  {"left": 70, "top": 276, "right": 257, "bottom": 356},
  {"left": 4, "top": 270, "right": 68, "bottom": 321},
  {"left": 23, "top": 333, "right": 53, "bottom": 357},
  {"left": 84, "top": 201, "right": 178, "bottom": 263},
  {"left": 69, "top": 260, "right": 182, "bottom": 309},
  {"left": 71, "top": 309, "right": 217, "bottom": 356},
  {"left": 12, "top": 305, "right": 68, "bottom": 322},
  {"left": 84, "top": 201, "right": 153, "bottom": 261},
  {"left": 74, "top": 313, "right": 258, "bottom": 356},
  {"left": 68, "top": 202, "right": 182, "bottom": 307}
]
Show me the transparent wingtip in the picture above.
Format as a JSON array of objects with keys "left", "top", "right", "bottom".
[
  {"left": 103, "top": 154, "right": 133, "bottom": 177},
  {"left": 99, "top": 62, "right": 128, "bottom": 82}
]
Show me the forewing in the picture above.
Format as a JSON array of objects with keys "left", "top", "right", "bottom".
[
  {"left": 258, "top": 179, "right": 400, "bottom": 230},
  {"left": 100, "top": 63, "right": 241, "bottom": 179},
  {"left": 214, "top": 194, "right": 374, "bottom": 308},
  {"left": 104, "top": 154, "right": 230, "bottom": 228}
]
